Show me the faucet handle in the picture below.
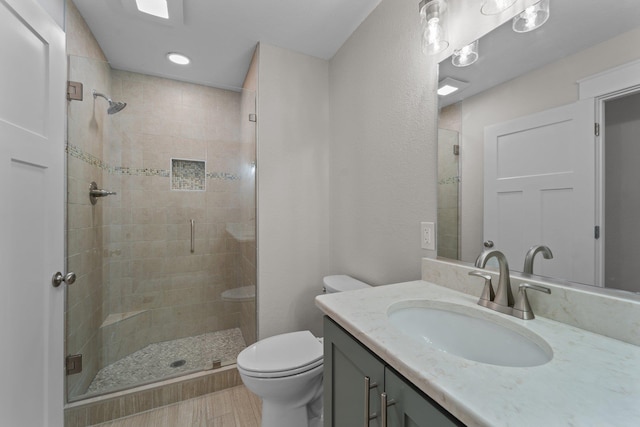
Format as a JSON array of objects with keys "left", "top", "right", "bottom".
[
  {"left": 468, "top": 271, "right": 495, "bottom": 303},
  {"left": 513, "top": 283, "right": 551, "bottom": 320}
]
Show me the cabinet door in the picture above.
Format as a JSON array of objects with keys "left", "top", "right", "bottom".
[
  {"left": 384, "top": 368, "right": 464, "bottom": 427},
  {"left": 324, "top": 317, "right": 385, "bottom": 427}
]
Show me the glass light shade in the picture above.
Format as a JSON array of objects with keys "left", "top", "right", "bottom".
[
  {"left": 513, "top": 0, "right": 550, "bottom": 33},
  {"left": 481, "top": 0, "right": 517, "bottom": 15},
  {"left": 167, "top": 52, "right": 190, "bottom": 65},
  {"left": 452, "top": 40, "right": 479, "bottom": 67},
  {"left": 420, "top": 0, "right": 449, "bottom": 55}
]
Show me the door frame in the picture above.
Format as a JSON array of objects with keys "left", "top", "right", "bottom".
[
  {"left": 594, "top": 86, "right": 640, "bottom": 286},
  {"left": 579, "top": 59, "right": 640, "bottom": 286}
]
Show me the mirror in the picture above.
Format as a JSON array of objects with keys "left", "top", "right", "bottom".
[{"left": 437, "top": 0, "right": 640, "bottom": 294}]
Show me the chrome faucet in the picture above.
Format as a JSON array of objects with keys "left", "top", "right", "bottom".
[
  {"left": 523, "top": 245, "right": 553, "bottom": 274},
  {"left": 474, "top": 240, "right": 494, "bottom": 267},
  {"left": 474, "top": 249, "right": 514, "bottom": 314},
  {"left": 469, "top": 249, "right": 551, "bottom": 320}
]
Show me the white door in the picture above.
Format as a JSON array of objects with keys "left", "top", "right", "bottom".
[
  {"left": 0, "top": 0, "right": 66, "bottom": 426},
  {"left": 484, "top": 100, "right": 596, "bottom": 285}
]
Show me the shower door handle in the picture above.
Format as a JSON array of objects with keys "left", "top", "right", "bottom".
[
  {"left": 52, "top": 271, "right": 76, "bottom": 287},
  {"left": 190, "top": 220, "right": 195, "bottom": 253}
]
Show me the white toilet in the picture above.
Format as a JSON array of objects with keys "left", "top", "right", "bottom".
[{"left": 237, "top": 275, "right": 370, "bottom": 427}]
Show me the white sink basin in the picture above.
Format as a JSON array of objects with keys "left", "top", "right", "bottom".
[{"left": 388, "top": 301, "right": 552, "bottom": 367}]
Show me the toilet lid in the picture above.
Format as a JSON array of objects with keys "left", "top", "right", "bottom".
[{"left": 237, "top": 331, "right": 323, "bottom": 377}]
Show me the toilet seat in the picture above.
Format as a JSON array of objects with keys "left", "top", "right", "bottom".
[{"left": 237, "top": 331, "right": 323, "bottom": 378}]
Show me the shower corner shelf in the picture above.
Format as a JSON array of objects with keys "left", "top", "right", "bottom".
[{"left": 101, "top": 310, "right": 148, "bottom": 328}]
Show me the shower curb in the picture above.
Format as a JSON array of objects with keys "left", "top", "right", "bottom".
[{"left": 64, "top": 365, "right": 241, "bottom": 427}]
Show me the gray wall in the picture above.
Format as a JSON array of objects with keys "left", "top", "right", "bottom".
[
  {"left": 329, "top": 0, "right": 438, "bottom": 285},
  {"left": 257, "top": 44, "right": 332, "bottom": 338},
  {"left": 256, "top": 0, "right": 440, "bottom": 339}
]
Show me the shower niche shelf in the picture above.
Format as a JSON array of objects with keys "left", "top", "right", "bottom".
[{"left": 171, "top": 158, "right": 206, "bottom": 191}]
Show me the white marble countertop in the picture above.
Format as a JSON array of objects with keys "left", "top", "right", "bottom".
[{"left": 315, "top": 280, "right": 640, "bottom": 427}]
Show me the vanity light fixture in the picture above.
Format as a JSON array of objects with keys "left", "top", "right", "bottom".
[
  {"left": 513, "top": 0, "right": 550, "bottom": 33},
  {"left": 452, "top": 40, "right": 479, "bottom": 67},
  {"left": 135, "top": 0, "right": 169, "bottom": 19},
  {"left": 480, "top": 0, "right": 517, "bottom": 15},
  {"left": 437, "top": 77, "right": 468, "bottom": 96},
  {"left": 167, "top": 52, "right": 190, "bottom": 65},
  {"left": 419, "top": 0, "right": 449, "bottom": 55}
]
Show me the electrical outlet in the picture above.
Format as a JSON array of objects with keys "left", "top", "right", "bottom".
[{"left": 421, "top": 222, "right": 436, "bottom": 250}]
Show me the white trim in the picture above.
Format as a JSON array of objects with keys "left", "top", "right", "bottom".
[
  {"left": 594, "top": 85, "right": 640, "bottom": 288},
  {"left": 578, "top": 59, "right": 640, "bottom": 100}
]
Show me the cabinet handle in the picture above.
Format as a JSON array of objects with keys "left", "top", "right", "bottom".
[
  {"left": 364, "top": 376, "right": 378, "bottom": 426},
  {"left": 380, "top": 392, "right": 396, "bottom": 427}
]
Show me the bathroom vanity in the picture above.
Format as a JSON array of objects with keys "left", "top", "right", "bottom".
[
  {"left": 324, "top": 316, "right": 463, "bottom": 426},
  {"left": 316, "top": 260, "right": 640, "bottom": 427}
]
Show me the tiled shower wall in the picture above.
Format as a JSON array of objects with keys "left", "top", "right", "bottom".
[
  {"left": 66, "top": 56, "right": 257, "bottom": 399},
  {"left": 437, "top": 103, "right": 461, "bottom": 260},
  {"left": 101, "top": 70, "right": 255, "bottom": 367},
  {"left": 437, "top": 128, "right": 460, "bottom": 260}
]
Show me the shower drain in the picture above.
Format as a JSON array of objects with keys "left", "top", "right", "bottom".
[{"left": 169, "top": 359, "right": 187, "bottom": 368}]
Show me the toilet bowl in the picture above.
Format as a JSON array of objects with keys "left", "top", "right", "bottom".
[{"left": 237, "top": 275, "right": 371, "bottom": 427}]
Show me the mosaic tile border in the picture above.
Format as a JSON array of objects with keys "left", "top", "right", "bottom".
[
  {"left": 438, "top": 176, "right": 461, "bottom": 185},
  {"left": 66, "top": 143, "right": 240, "bottom": 180}
]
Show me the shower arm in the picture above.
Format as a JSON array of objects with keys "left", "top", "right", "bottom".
[{"left": 92, "top": 90, "right": 111, "bottom": 102}]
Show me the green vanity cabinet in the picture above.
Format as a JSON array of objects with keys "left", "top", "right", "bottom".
[{"left": 324, "top": 316, "right": 464, "bottom": 427}]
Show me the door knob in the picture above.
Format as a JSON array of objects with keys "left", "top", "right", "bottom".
[{"left": 52, "top": 272, "right": 76, "bottom": 287}]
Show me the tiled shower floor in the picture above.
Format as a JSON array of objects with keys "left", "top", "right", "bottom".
[{"left": 87, "top": 328, "right": 246, "bottom": 395}]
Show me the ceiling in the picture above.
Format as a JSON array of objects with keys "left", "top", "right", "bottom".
[
  {"left": 439, "top": 0, "right": 640, "bottom": 107},
  {"left": 72, "top": 0, "right": 382, "bottom": 90}
]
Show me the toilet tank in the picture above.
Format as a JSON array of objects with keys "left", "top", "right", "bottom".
[{"left": 323, "top": 275, "right": 370, "bottom": 293}]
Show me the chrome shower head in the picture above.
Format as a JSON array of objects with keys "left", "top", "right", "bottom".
[
  {"left": 107, "top": 101, "right": 127, "bottom": 115},
  {"left": 92, "top": 90, "right": 127, "bottom": 115}
]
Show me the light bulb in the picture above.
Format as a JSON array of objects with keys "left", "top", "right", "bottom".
[
  {"left": 420, "top": 0, "right": 449, "bottom": 55},
  {"left": 481, "top": 0, "right": 517, "bottom": 15},
  {"left": 452, "top": 40, "right": 479, "bottom": 67},
  {"left": 523, "top": 7, "right": 538, "bottom": 29},
  {"left": 512, "top": 0, "right": 550, "bottom": 33}
]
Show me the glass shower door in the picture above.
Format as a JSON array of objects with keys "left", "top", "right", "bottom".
[{"left": 66, "top": 54, "right": 256, "bottom": 401}]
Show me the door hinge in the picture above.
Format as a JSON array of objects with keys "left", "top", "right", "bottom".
[
  {"left": 594, "top": 122, "right": 600, "bottom": 136},
  {"left": 248, "top": 113, "right": 257, "bottom": 122},
  {"left": 453, "top": 144, "right": 460, "bottom": 156},
  {"left": 66, "top": 354, "right": 83, "bottom": 375},
  {"left": 67, "top": 81, "right": 83, "bottom": 101},
  {"left": 594, "top": 225, "right": 600, "bottom": 240}
]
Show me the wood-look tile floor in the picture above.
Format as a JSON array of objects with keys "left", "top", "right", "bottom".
[{"left": 90, "top": 385, "right": 261, "bottom": 427}]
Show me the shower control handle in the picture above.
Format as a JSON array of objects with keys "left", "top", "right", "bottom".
[
  {"left": 89, "top": 181, "right": 116, "bottom": 205},
  {"left": 52, "top": 271, "right": 76, "bottom": 287}
]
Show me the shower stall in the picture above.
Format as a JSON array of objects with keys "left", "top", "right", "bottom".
[{"left": 65, "top": 55, "right": 257, "bottom": 403}]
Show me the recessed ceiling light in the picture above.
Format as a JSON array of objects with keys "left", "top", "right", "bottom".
[
  {"left": 167, "top": 52, "right": 190, "bottom": 65},
  {"left": 437, "top": 85, "right": 459, "bottom": 96},
  {"left": 135, "top": 0, "right": 169, "bottom": 19},
  {"left": 437, "top": 77, "right": 469, "bottom": 96}
]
